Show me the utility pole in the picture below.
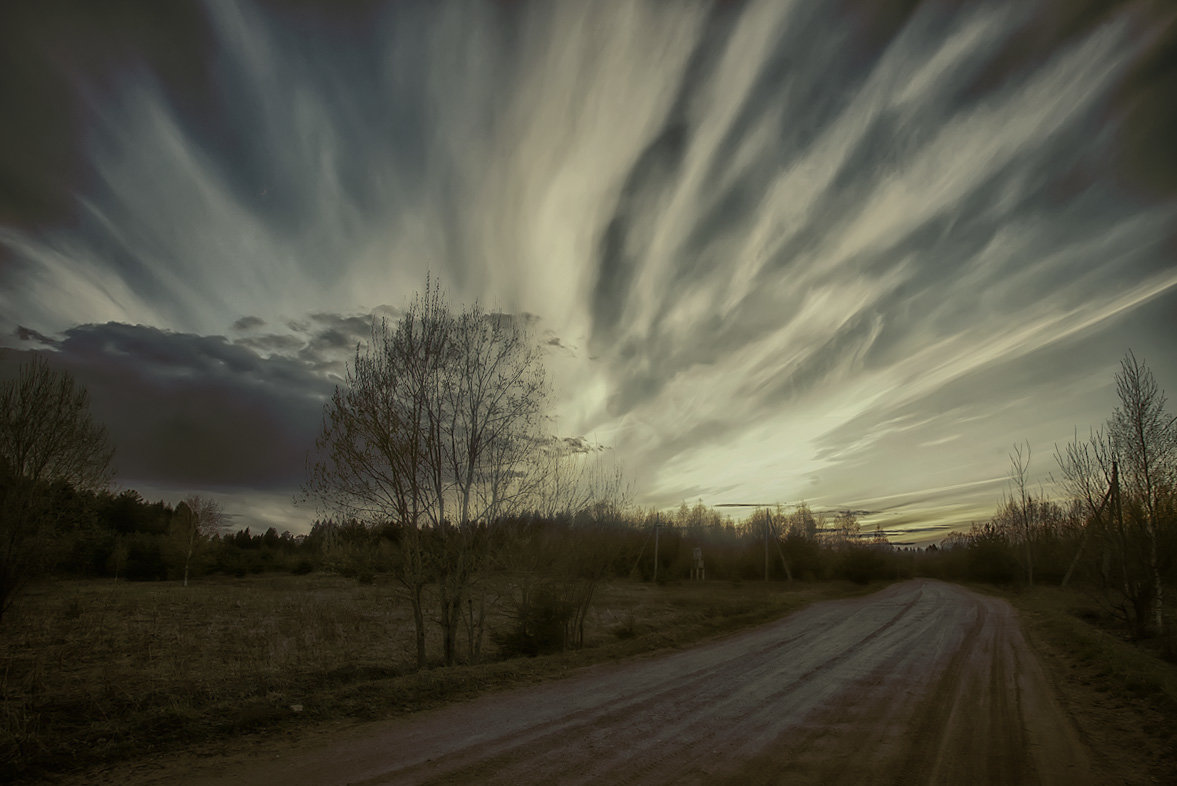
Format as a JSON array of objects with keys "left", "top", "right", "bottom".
[
  {"left": 764, "top": 509, "right": 770, "bottom": 582},
  {"left": 652, "top": 514, "right": 660, "bottom": 583},
  {"left": 715, "top": 501, "right": 795, "bottom": 582},
  {"left": 1061, "top": 462, "right": 1115, "bottom": 588}
]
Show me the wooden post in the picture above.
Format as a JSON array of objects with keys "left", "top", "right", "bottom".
[
  {"left": 764, "top": 510, "right": 770, "bottom": 582},
  {"left": 653, "top": 516, "right": 660, "bottom": 582},
  {"left": 776, "top": 534, "right": 794, "bottom": 582},
  {"left": 1061, "top": 478, "right": 1112, "bottom": 588}
]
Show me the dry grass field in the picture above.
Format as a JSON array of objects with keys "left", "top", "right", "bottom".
[{"left": 0, "top": 574, "right": 874, "bottom": 781}]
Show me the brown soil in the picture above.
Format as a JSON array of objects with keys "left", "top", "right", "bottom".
[{"left": 82, "top": 580, "right": 1100, "bottom": 785}]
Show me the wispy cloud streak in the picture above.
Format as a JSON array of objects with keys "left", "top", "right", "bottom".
[{"left": 0, "top": 0, "right": 1172, "bottom": 536}]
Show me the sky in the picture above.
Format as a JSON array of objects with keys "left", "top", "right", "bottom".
[{"left": 1, "top": 0, "right": 1175, "bottom": 543}]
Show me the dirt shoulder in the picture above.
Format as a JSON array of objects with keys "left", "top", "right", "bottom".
[
  {"left": 1005, "top": 587, "right": 1177, "bottom": 785},
  {"left": 75, "top": 580, "right": 1100, "bottom": 785}
]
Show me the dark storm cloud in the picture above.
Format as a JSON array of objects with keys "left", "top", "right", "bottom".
[
  {"left": 235, "top": 333, "right": 304, "bottom": 353},
  {"left": 15, "top": 326, "right": 59, "bottom": 346},
  {"left": 226, "top": 310, "right": 380, "bottom": 377},
  {"left": 232, "top": 315, "right": 266, "bottom": 331},
  {"left": 305, "top": 328, "right": 354, "bottom": 352},
  {"left": 0, "top": 323, "right": 333, "bottom": 491},
  {"left": 301, "top": 314, "right": 369, "bottom": 351},
  {"left": 292, "top": 311, "right": 374, "bottom": 374},
  {"left": 309, "top": 312, "right": 373, "bottom": 333},
  {"left": 560, "top": 436, "right": 595, "bottom": 455}
]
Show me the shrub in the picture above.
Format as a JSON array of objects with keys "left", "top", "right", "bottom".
[
  {"left": 841, "top": 547, "right": 887, "bottom": 585},
  {"left": 494, "top": 588, "right": 570, "bottom": 657},
  {"left": 123, "top": 534, "right": 168, "bottom": 581}
]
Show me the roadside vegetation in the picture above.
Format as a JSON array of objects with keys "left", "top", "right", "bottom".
[{"left": 2, "top": 285, "right": 1174, "bottom": 780}]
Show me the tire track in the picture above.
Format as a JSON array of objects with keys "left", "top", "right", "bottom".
[{"left": 379, "top": 584, "right": 927, "bottom": 785}]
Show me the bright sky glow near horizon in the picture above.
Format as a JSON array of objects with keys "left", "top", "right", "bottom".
[{"left": 1, "top": 0, "right": 1175, "bottom": 543}]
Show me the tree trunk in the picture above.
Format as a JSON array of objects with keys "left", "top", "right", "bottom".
[
  {"left": 439, "top": 584, "right": 462, "bottom": 666},
  {"left": 466, "top": 595, "right": 486, "bottom": 663},
  {"left": 1150, "top": 537, "right": 1164, "bottom": 635},
  {"left": 183, "top": 538, "right": 193, "bottom": 587},
  {"left": 411, "top": 586, "right": 427, "bottom": 669},
  {"left": 443, "top": 610, "right": 459, "bottom": 666}
]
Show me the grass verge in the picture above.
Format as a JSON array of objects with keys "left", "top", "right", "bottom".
[{"left": 1000, "top": 585, "right": 1177, "bottom": 784}]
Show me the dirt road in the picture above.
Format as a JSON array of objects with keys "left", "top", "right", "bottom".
[{"left": 130, "top": 580, "right": 1093, "bottom": 785}]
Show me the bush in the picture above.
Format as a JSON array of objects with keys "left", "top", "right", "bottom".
[
  {"left": 494, "top": 588, "right": 570, "bottom": 657},
  {"left": 123, "top": 534, "right": 168, "bottom": 581},
  {"left": 967, "top": 528, "right": 1019, "bottom": 584},
  {"left": 841, "top": 547, "right": 887, "bottom": 585}
]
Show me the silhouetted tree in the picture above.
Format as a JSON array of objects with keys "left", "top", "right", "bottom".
[
  {"left": 173, "top": 495, "right": 226, "bottom": 587},
  {"left": 0, "top": 355, "right": 113, "bottom": 623},
  {"left": 1048, "top": 352, "right": 1176, "bottom": 637},
  {"left": 966, "top": 522, "right": 1019, "bottom": 584},
  {"left": 433, "top": 303, "right": 547, "bottom": 664},
  {"left": 1108, "top": 350, "right": 1176, "bottom": 636},
  {"left": 305, "top": 286, "right": 449, "bottom": 666},
  {"left": 305, "top": 282, "right": 548, "bottom": 666},
  {"left": 1006, "top": 441, "right": 1035, "bottom": 586},
  {"left": 1054, "top": 428, "right": 1115, "bottom": 587}
]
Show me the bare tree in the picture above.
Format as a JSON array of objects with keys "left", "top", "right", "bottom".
[
  {"left": 1006, "top": 441, "right": 1035, "bottom": 586},
  {"left": 173, "top": 495, "right": 226, "bottom": 587},
  {"left": 532, "top": 438, "right": 622, "bottom": 519},
  {"left": 444, "top": 309, "right": 547, "bottom": 525},
  {"left": 1054, "top": 353, "right": 1177, "bottom": 637},
  {"left": 0, "top": 355, "right": 113, "bottom": 490},
  {"left": 825, "top": 510, "right": 860, "bottom": 550},
  {"left": 304, "top": 283, "right": 549, "bottom": 667},
  {"left": 305, "top": 285, "right": 450, "bottom": 668},
  {"left": 1054, "top": 428, "right": 1115, "bottom": 588},
  {"left": 0, "top": 355, "right": 114, "bottom": 623},
  {"left": 499, "top": 449, "right": 632, "bottom": 654},
  {"left": 1108, "top": 350, "right": 1176, "bottom": 636},
  {"left": 550, "top": 458, "right": 631, "bottom": 650},
  {"left": 432, "top": 307, "right": 547, "bottom": 665},
  {"left": 786, "top": 503, "right": 818, "bottom": 540}
]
